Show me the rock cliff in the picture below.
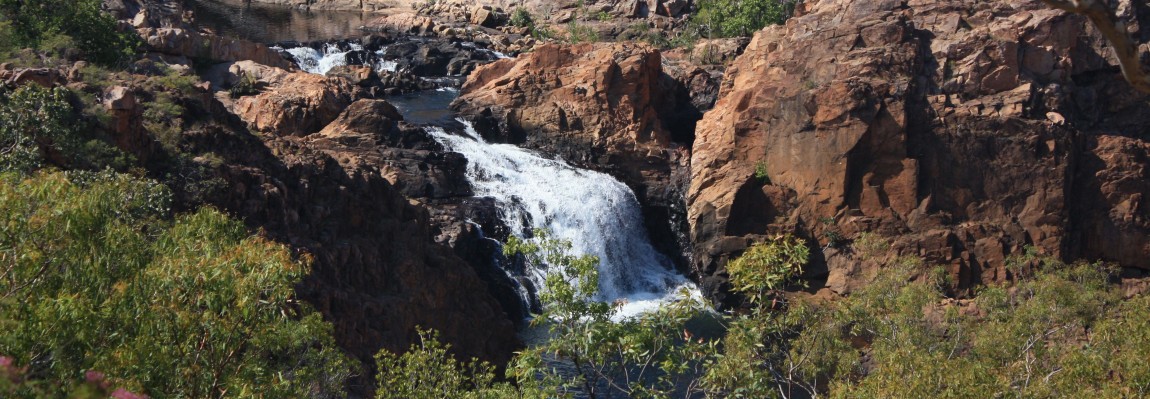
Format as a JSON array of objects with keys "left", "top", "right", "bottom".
[{"left": 688, "top": 0, "right": 1150, "bottom": 304}]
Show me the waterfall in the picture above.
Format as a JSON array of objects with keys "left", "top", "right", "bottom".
[
  {"left": 429, "top": 121, "right": 698, "bottom": 319},
  {"left": 283, "top": 43, "right": 699, "bottom": 318},
  {"left": 280, "top": 43, "right": 358, "bottom": 75},
  {"left": 276, "top": 43, "right": 398, "bottom": 75}
]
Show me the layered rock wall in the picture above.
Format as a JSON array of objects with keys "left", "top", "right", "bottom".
[{"left": 689, "top": 0, "right": 1150, "bottom": 302}]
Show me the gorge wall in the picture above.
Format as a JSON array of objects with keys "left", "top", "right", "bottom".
[{"left": 689, "top": 0, "right": 1150, "bottom": 303}]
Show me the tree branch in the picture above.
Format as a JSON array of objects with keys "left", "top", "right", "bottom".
[{"left": 1041, "top": 0, "right": 1150, "bottom": 93}]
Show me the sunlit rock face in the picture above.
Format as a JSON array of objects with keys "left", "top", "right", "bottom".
[{"left": 687, "top": 0, "right": 1149, "bottom": 304}]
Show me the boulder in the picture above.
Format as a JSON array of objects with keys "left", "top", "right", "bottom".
[
  {"left": 207, "top": 61, "right": 363, "bottom": 136},
  {"left": 366, "top": 13, "right": 436, "bottom": 35},
  {"left": 470, "top": 5, "right": 507, "bottom": 28},
  {"left": 4, "top": 68, "right": 66, "bottom": 88}
]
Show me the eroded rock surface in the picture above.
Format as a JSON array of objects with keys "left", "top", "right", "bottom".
[{"left": 688, "top": 0, "right": 1150, "bottom": 304}]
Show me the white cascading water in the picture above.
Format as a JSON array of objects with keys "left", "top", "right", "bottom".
[
  {"left": 429, "top": 121, "right": 699, "bottom": 319},
  {"left": 282, "top": 42, "right": 506, "bottom": 75},
  {"left": 281, "top": 43, "right": 360, "bottom": 75}
]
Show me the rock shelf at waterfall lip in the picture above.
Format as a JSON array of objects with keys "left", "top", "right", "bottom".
[{"left": 273, "top": 36, "right": 511, "bottom": 78}]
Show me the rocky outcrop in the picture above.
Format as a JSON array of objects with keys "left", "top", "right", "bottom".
[
  {"left": 139, "top": 27, "right": 297, "bottom": 69},
  {"left": 688, "top": 0, "right": 1150, "bottom": 304},
  {"left": 453, "top": 42, "right": 704, "bottom": 270},
  {"left": 206, "top": 61, "right": 361, "bottom": 136},
  {"left": 366, "top": 13, "right": 438, "bottom": 35},
  {"left": 313, "top": 100, "right": 530, "bottom": 319},
  {"left": 245, "top": 0, "right": 393, "bottom": 11}
]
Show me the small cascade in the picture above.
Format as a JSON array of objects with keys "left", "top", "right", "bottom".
[
  {"left": 280, "top": 42, "right": 362, "bottom": 75},
  {"left": 429, "top": 121, "right": 698, "bottom": 319}
]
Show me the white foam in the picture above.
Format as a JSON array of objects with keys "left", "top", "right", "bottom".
[
  {"left": 283, "top": 43, "right": 364, "bottom": 75},
  {"left": 429, "top": 120, "right": 700, "bottom": 319}
]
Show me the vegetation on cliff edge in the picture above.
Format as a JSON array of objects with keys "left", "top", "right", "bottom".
[{"left": 379, "top": 231, "right": 1150, "bottom": 398}]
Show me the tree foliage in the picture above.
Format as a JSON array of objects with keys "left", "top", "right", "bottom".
[
  {"left": 0, "top": 170, "right": 354, "bottom": 398},
  {"left": 376, "top": 230, "right": 1150, "bottom": 399},
  {"left": 0, "top": 0, "right": 139, "bottom": 65},
  {"left": 693, "top": 0, "right": 797, "bottom": 38},
  {"left": 0, "top": 86, "right": 78, "bottom": 172}
]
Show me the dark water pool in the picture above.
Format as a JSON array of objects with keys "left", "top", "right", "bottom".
[{"left": 386, "top": 86, "right": 467, "bottom": 128}]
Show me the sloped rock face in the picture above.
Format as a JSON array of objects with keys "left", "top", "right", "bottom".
[
  {"left": 206, "top": 61, "right": 362, "bottom": 136},
  {"left": 453, "top": 42, "right": 698, "bottom": 269},
  {"left": 689, "top": 0, "right": 1150, "bottom": 304}
]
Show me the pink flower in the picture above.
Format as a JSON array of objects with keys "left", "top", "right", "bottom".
[{"left": 84, "top": 370, "right": 106, "bottom": 383}]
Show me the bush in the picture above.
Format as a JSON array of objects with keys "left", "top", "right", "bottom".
[
  {"left": 373, "top": 232, "right": 1150, "bottom": 399},
  {"left": 725, "top": 234, "right": 809, "bottom": 304},
  {"left": 509, "top": 8, "right": 534, "bottom": 29},
  {"left": 0, "top": 170, "right": 354, "bottom": 398},
  {"left": 376, "top": 329, "right": 525, "bottom": 399},
  {"left": 0, "top": 86, "right": 79, "bottom": 172},
  {"left": 0, "top": 0, "right": 140, "bottom": 66},
  {"left": 566, "top": 21, "right": 600, "bottom": 43},
  {"left": 693, "top": 0, "right": 797, "bottom": 38}
]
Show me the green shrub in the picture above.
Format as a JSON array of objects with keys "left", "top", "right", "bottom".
[
  {"left": 0, "top": 0, "right": 140, "bottom": 66},
  {"left": 753, "top": 160, "right": 770, "bottom": 184},
  {"left": 228, "top": 71, "right": 259, "bottom": 98},
  {"left": 725, "top": 234, "right": 809, "bottom": 304},
  {"left": 566, "top": 21, "right": 600, "bottom": 43},
  {"left": 0, "top": 86, "right": 79, "bottom": 172},
  {"left": 370, "top": 227, "right": 1150, "bottom": 399},
  {"left": 375, "top": 329, "right": 526, "bottom": 399},
  {"left": 509, "top": 8, "right": 534, "bottom": 29},
  {"left": 0, "top": 170, "right": 354, "bottom": 398},
  {"left": 693, "top": 0, "right": 797, "bottom": 38}
]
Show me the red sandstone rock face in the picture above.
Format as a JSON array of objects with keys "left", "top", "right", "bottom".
[
  {"left": 455, "top": 42, "right": 673, "bottom": 154},
  {"left": 206, "top": 61, "right": 363, "bottom": 137},
  {"left": 688, "top": 0, "right": 1150, "bottom": 302}
]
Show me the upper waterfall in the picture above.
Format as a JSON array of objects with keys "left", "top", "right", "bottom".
[{"left": 428, "top": 121, "right": 698, "bottom": 319}]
